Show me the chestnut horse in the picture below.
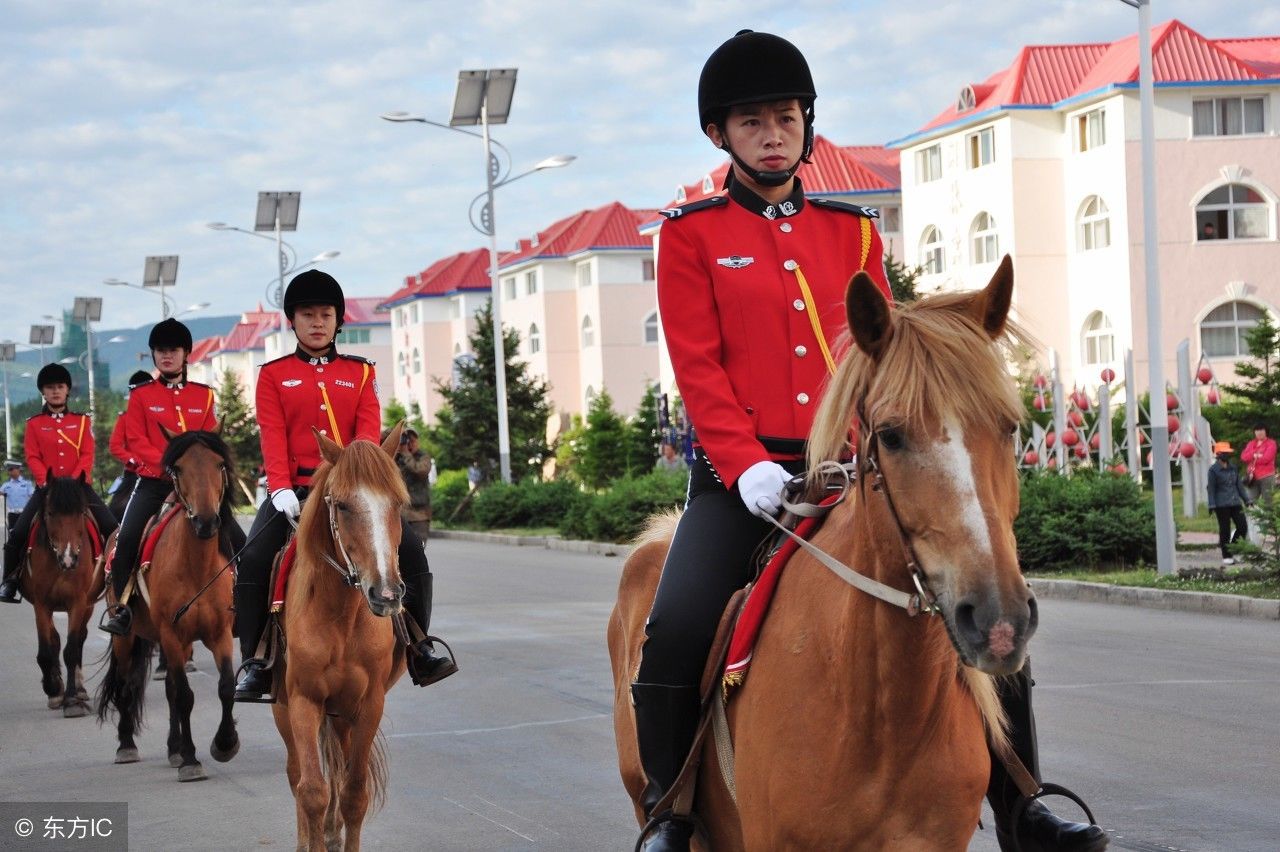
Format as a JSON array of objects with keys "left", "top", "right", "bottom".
[
  {"left": 19, "top": 474, "right": 104, "bottom": 717},
  {"left": 272, "top": 426, "right": 407, "bottom": 852},
  {"left": 96, "top": 430, "right": 241, "bottom": 781},
  {"left": 610, "top": 258, "right": 1034, "bottom": 850}
]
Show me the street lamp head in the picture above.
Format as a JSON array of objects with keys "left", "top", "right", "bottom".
[
  {"left": 311, "top": 250, "right": 340, "bottom": 262},
  {"left": 58, "top": 357, "right": 75, "bottom": 365},
  {"left": 380, "top": 111, "right": 425, "bottom": 123},
  {"left": 106, "top": 335, "right": 128, "bottom": 344},
  {"left": 534, "top": 154, "right": 576, "bottom": 171},
  {"left": 104, "top": 278, "right": 128, "bottom": 287},
  {"left": 206, "top": 222, "right": 232, "bottom": 230}
]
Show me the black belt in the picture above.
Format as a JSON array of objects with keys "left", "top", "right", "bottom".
[
  {"left": 758, "top": 436, "right": 807, "bottom": 456},
  {"left": 296, "top": 465, "right": 317, "bottom": 479}
]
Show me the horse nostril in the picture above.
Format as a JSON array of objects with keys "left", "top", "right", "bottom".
[
  {"left": 953, "top": 600, "right": 984, "bottom": 648},
  {"left": 1025, "top": 595, "right": 1039, "bottom": 637}
]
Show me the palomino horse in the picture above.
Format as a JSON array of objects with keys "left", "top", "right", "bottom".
[
  {"left": 272, "top": 426, "right": 408, "bottom": 852},
  {"left": 610, "top": 257, "right": 1035, "bottom": 850},
  {"left": 96, "top": 429, "right": 241, "bottom": 781},
  {"left": 19, "top": 474, "right": 104, "bottom": 717}
]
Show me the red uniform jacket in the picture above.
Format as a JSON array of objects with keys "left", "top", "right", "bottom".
[
  {"left": 125, "top": 379, "right": 217, "bottom": 480},
  {"left": 257, "top": 348, "right": 380, "bottom": 494},
  {"left": 108, "top": 414, "right": 136, "bottom": 471},
  {"left": 657, "top": 179, "right": 889, "bottom": 487},
  {"left": 24, "top": 409, "right": 94, "bottom": 486}
]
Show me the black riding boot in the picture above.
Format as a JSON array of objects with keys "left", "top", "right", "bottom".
[
  {"left": 990, "top": 662, "right": 1108, "bottom": 852},
  {"left": 0, "top": 540, "right": 21, "bottom": 603},
  {"left": 631, "top": 682, "right": 700, "bottom": 852},
  {"left": 233, "top": 581, "right": 274, "bottom": 703},
  {"left": 99, "top": 553, "right": 133, "bottom": 636},
  {"left": 404, "top": 572, "right": 458, "bottom": 686}
]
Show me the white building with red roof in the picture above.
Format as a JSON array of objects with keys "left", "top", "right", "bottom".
[{"left": 890, "top": 18, "right": 1280, "bottom": 392}]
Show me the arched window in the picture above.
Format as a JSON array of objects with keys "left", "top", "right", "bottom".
[
  {"left": 643, "top": 311, "right": 659, "bottom": 344},
  {"left": 1082, "top": 311, "right": 1115, "bottom": 365},
  {"left": 529, "top": 323, "right": 542, "bottom": 354},
  {"left": 397, "top": 351, "right": 407, "bottom": 377},
  {"left": 453, "top": 343, "right": 462, "bottom": 355},
  {"left": 920, "top": 226, "right": 945, "bottom": 275},
  {"left": 1078, "top": 196, "right": 1111, "bottom": 251},
  {"left": 584, "top": 385, "right": 596, "bottom": 407},
  {"left": 412, "top": 347, "right": 422, "bottom": 374},
  {"left": 1196, "top": 183, "right": 1270, "bottom": 241},
  {"left": 970, "top": 212, "right": 999, "bottom": 264},
  {"left": 581, "top": 315, "right": 595, "bottom": 348},
  {"left": 1201, "top": 300, "right": 1265, "bottom": 358}
]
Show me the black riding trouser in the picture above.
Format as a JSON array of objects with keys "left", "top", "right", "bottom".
[
  {"left": 3, "top": 483, "right": 118, "bottom": 580},
  {"left": 108, "top": 477, "right": 172, "bottom": 599},
  {"left": 108, "top": 470, "right": 139, "bottom": 522},
  {"left": 234, "top": 490, "right": 434, "bottom": 661}
]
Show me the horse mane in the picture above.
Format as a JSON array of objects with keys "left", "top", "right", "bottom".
[
  {"left": 161, "top": 429, "right": 235, "bottom": 473},
  {"left": 45, "top": 476, "right": 86, "bottom": 515},
  {"left": 297, "top": 439, "right": 408, "bottom": 543},
  {"left": 807, "top": 291, "right": 1027, "bottom": 468}
]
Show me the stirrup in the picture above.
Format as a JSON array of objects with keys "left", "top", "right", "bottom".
[
  {"left": 98, "top": 603, "right": 132, "bottom": 635},
  {"left": 634, "top": 810, "right": 697, "bottom": 852},
  {"left": 409, "top": 636, "right": 459, "bottom": 686},
  {"left": 1004, "top": 782, "right": 1101, "bottom": 852}
]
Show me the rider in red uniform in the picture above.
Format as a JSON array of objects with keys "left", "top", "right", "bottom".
[
  {"left": 107, "top": 370, "right": 155, "bottom": 520},
  {"left": 0, "top": 364, "right": 118, "bottom": 603},
  {"left": 233, "top": 270, "right": 457, "bottom": 702},
  {"left": 100, "top": 319, "right": 244, "bottom": 635}
]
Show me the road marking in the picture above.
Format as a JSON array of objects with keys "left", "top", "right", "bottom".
[
  {"left": 1036, "top": 678, "right": 1279, "bottom": 689},
  {"left": 443, "top": 795, "right": 536, "bottom": 843},
  {"left": 385, "top": 712, "right": 608, "bottom": 739}
]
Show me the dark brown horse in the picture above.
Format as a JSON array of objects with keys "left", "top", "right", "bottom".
[
  {"left": 610, "top": 259, "right": 1032, "bottom": 849},
  {"left": 96, "top": 429, "right": 241, "bottom": 781},
  {"left": 18, "top": 474, "right": 104, "bottom": 717},
  {"left": 272, "top": 426, "right": 407, "bottom": 852}
]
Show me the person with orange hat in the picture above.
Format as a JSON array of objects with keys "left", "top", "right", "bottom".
[{"left": 1207, "top": 441, "right": 1251, "bottom": 565}]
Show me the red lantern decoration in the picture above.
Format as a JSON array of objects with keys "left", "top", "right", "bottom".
[
  {"left": 1033, "top": 395, "right": 1046, "bottom": 411},
  {"left": 1168, "top": 414, "right": 1180, "bottom": 432},
  {"left": 1145, "top": 450, "right": 1154, "bottom": 466},
  {"left": 1068, "top": 410, "right": 1084, "bottom": 427},
  {"left": 1033, "top": 374, "right": 1048, "bottom": 389},
  {"left": 1100, "top": 367, "right": 1116, "bottom": 383},
  {"left": 1077, "top": 395, "right": 1091, "bottom": 411},
  {"left": 1089, "top": 433, "right": 1101, "bottom": 449},
  {"left": 1179, "top": 441, "right": 1196, "bottom": 458},
  {"left": 1045, "top": 431, "right": 1056, "bottom": 448},
  {"left": 1136, "top": 430, "right": 1145, "bottom": 446},
  {"left": 1206, "top": 388, "right": 1220, "bottom": 405},
  {"left": 1197, "top": 366, "right": 1213, "bottom": 385},
  {"left": 1166, "top": 392, "right": 1180, "bottom": 411},
  {"left": 1062, "top": 429, "right": 1080, "bottom": 447},
  {"left": 1047, "top": 457, "right": 1058, "bottom": 470},
  {"left": 1023, "top": 450, "right": 1039, "bottom": 465},
  {"left": 1110, "top": 463, "right": 1128, "bottom": 475},
  {"left": 1074, "top": 444, "right": 1088, "bottom": 459}
]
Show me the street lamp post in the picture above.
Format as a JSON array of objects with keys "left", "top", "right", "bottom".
[
  {"left": 29, "top": 325, "right": 54, "bottom": 364},
  {"left": 71, "top": 297, "right": 103, "bottom": 417},
  {"left": 381, "top": 69, "right": 574, "bottom": 483},
  {"left": 0, "top": 342, "right": 15, "bottom": 456}
]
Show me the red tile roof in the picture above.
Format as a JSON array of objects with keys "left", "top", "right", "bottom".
[
  {"left": 189, "top": 336, "right": 221, "bottom": 365},
  {"left": 379, "top": 247, "right": 491, "bottom": 309},
  {"left": 344, "top": 297, "right": 386, "bottom": 326},
  {"left": 909, "top": 20, "right": 1280, "bottom": 140},
  {"left": 500, "top": 202, "right": 659, "bottom": 268},
  {"left": 218, "top": 314, "right": 278, "bottom": 353}
]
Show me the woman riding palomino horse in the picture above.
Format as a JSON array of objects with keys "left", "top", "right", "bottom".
[
  {"left": 233, "top": 269, "right": 456, "bottom": 703},
  {"left": 1, "top": 363, "right": 117, "bottom": 605},
  {"left": 96, "top": 429, "right": 243, "bottom": 780},
  {"left": 620, "top": 29, "right": 1106, "bottom": 852},
  {"left": 101, "top": 318, "right": 245, "bottom": 636},
  {"left": 272, "top": 426, "right": 412, "bottom": 850},
  {"left": 107, "top": 370, "right": 156, "bottom": 522}
]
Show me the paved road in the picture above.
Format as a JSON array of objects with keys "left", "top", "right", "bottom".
[{"left": 0, "top": 537, "right": 1276, "bottom": 851}]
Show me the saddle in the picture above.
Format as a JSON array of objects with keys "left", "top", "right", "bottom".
[
  {"left": 109, "top": 500, "right": 182, "bottom": 609},
  {"left": 26, "top": 514, "right": 105, "bottom": 565}
]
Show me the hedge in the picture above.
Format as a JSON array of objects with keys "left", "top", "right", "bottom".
[{"left": 1015, "top": 468, "right": 1156, "bottom": 571}]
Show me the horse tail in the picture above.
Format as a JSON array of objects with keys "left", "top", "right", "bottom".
[
  {"left": 94, "top": 637, "right": 154, "bottom": 726},
  {"left": 319, "top": 718, "right": 389, "bottom": 816}
]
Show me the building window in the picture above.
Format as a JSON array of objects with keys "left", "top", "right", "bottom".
[
  {"left": 410, "top": 303, "right": 419, "bottom": 324},
  {"left": 503, "top": 276, "right": 517, "bottom": 300},
  {"left": 970, "top": 213, "right": 999, "bottom": 264},
  {"left": 1193, "top": 96, "right": 1265, "bottom": 137},
  {"left": 336, "top": 328, "right": 370, "bottom": 344},
  {"left": 966, "top": 127, "right": 995, "bottom": 169},
  {"left": 920, "top": 226, "right": 945, "bottom": 274},
  {"left": 524, "top": 270, "right": 538, "bottom": 295},
  {"left": 1201, "top": 300, "right": 1264, "bottom": 358},
  {"left": 878, "top": 205, "right": 901, "bottom": 234},
  {"left": 915, "top": 144, "right": 941, "bottom": 183},
  {"left": 577, "top": 262, "right": 593, "bottom": 288},
  {"left": 643, "top": 311, "right": 659, "bottom": 344},
  {"left": 411, "top": 348, "right": 422, "bottom": 374},
  {"left": 1076, "top": 108, "right": 1106, "bottom": 152},
  {"left": 584, "top": 385, "right": 596, "bottom": 406},
  {"left": 528, "top": 323, "right": 541, "bottom": 354},
  {"left": 1077, "top": 196, "right": 1111, "bottom": 251},
  {"left": 449, "top": 297, "right": 461, "bottom": 319},
  {"left": 581, "top": 315, "right": 595, "bottom": 347},
  {"left": 1196, "top": 183, "right": 1270, "bottom": 241},
  {"left": 397, "top": 352, "right": 407, "bottom": 377},
  {"left": 642, "top": 258, "right": 656, "bottom": 281},
  {"left": 957, "top": 86, "right": 976, "bottom": 113},
  {"left": 1082, "top": 311, "right": 1115, "bottom": 365}
]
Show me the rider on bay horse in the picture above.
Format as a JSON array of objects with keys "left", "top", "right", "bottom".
[
  {"left": 107, "top": 370, "right": 156, "bottom": 521},
  {"left": 232, "top": 270, "right": 457, "bottom": 703},
  {"left": 100, "top": 318, "right": 245, "bottom": 635},
  {"left": 0, "top": 364, "right": 118, "bottom": 604},
  {"left": 635, "top": 30, "right": 1107, "bottom": 852}
]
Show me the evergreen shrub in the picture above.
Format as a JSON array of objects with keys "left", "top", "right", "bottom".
[
  {"left": 560, "top": 470, "right": 687, "bottom": 543},
  {"left": 432, "top": 469, "right": 473, "bottom": 524},
  {"left": 1015, "top": 468, "right": 1155, "bottom": 571}
]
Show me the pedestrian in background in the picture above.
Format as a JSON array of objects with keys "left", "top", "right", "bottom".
[
  {"left": 654, "top": 441, "right": 687, "bottom": 473},
  {"left": 1207, "top": 441, "right": 1251, "bottom": 565},
  {"left": 1241, "top": 422, "right": 1276, "bottom": 504},
  {"left": 2, "top": 461, "right": 34, "bottom": 531},
  {"left": 394, "top": 428, "right": 434, "bottom": 539}
]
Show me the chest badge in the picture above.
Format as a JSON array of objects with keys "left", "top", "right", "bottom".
[
  {"left": 716, "top": 256, "right": 755, "bottom": 269},
  {"left": 282, "top": 379, "right": 302, "bottom": 387}
]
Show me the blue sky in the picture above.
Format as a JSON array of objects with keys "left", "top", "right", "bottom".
[{"left": 2, "top": 0, "right": 1278, "bottom": 342}]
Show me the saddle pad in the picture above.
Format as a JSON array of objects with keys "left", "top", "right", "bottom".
[
  {"left": 723, "top": 498, "right": 838, "bottom": 693},
  {"left": 139, "top": 504, "right": 184, "bottom": 568},
  {"left": 269, "top": 537, "right": 299, "bottom": 613},
  {"left": 27, "top": 516, "right": 105, "bottom": 562}
]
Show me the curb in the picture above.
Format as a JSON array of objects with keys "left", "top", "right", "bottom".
[{"left": 430, "top": 529, "right": 1280, "bottom": 621}]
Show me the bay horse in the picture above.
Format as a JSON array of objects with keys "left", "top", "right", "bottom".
[
  {"left": 609, "top": 257, "right": 1034, "bottom": 850},
  {"left": 96, "top": 429, "right": 241, "bottom": 782},
  {"left": 272, "top": 426, "right": 407, "bottom": 852},
  {"left": 19, "top": 474, "right": 104, "bottom": 717}
]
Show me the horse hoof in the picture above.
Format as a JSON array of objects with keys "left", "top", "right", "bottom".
[
  {"left": 152, "top": 668, "right": 167, "bottom": 681},
  {"left": 76, "top": 689, "right": 89, "bottom": 702},
  {"left": 178, "top": 763, "right": 207, "bottom": 783},
  {"left": 47, "top": 695, "right": 64, "bottom": 710},
  {"left": 210, "top": 738, "right": 240, "bottom": 763},
  {"left": 168, "top": 753, "right": 183, "bottom": 768},
  {"left": 63, "top": 701, "right": 89, "bottom": 719},
  {"left": 184, "top": 659, "right": 197, "bottom": 673},
  {"left": 114, "top": 748, "right": 140, "bottom": 764}
]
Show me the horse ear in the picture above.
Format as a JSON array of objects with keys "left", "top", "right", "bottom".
[
  {"left": 160, "top": 424, "right": 177, "bottom": 441},
  {"left": 968, "top": 254, "right": 1014, "bottom": 339},
  {"left": 313, "top": 427, "right": 342, "bottom": 464},
  {"left": 381, "top": 421, "right": 405, "bottom": 457},
  {"left": 78, "top": 471, "right": 86, "bottom": 485},
  {"left": 846, "top": 271, "right": 893, "bottom": 362}
]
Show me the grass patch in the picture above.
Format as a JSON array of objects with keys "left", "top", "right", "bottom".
[
  {"left": 1029, "top": 566, "right": 1280, "bottom": 600},
  {"left": 1172, "top": 486, "right": 1219, "bottom": 534}
]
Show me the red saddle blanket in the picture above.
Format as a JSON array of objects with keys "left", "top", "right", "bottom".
[
  {"left": 28, "top": 515, "right": 104, "bottom": 562},
  {"left": 104, "top": 503, "right": 181, "bottom": 576},
  {"left": 723, "top": 497, "right": 838, "bottom": 693},
  {"left": 270, "top": 538, "right": 298, "bottom": 614}
]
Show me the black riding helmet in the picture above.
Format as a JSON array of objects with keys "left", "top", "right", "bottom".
[
  {"left": 283, "top": 270, "right": 345, "bottom": 331},
  {"left": 698, "top": 30, "right": 817, "bottom": 186},
  {"left": 36, "top": 363, "right": 72, "bottom": 391},
  {"left": 127, "top": 370, "right": 153, "bottom": 389},
  {"left": 149, "top": 318, "right": 193, "bottom": 351}
]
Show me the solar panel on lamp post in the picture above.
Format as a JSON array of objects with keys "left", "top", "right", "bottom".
[
  {"left": 29, "top": 324, "right": 54, "bottom": 363},
  {"left": 71, "top": 297, "right": 103, "bottom": 418},
  {"left": 142, "top": 255, "right": 179, "bottom": 319}
]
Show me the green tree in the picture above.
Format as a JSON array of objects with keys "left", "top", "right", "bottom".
[
  {"left": 625, "top": 384, "right": 662, "bottom": 475},
  {"left": 884, "top": 254, "right": 922, "bottom": 304},
  {"left": 91, "top": 388, "right": 126, "bottom": 494},
  {"left": 429, "top": 301, "right": 552, "bottom": 482},
  {"left": 216, "top": 369, "right": 261, "bottom": 504},
  {"left": 383, "top": 397, "right": 409, "bottom": 432},
  {"left": 576, "top": 389, "right": 629, "bottom": 490},
  {"left": 1203, "top": 312, "right": 1280, "bottom": 450}
]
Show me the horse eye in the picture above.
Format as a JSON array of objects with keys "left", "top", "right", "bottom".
[
  {"left": 877, "top": 427, "right": 905, "bottom": 451},
  {"left": 335, "top": 501, "right": 350, "bottom": 513}
]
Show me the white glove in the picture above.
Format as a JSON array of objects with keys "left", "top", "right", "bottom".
[
  {"left": 738, "top": 460, "right": 790, "bottom": 518},
  {"left": 271, "top": 488, "right": 301, "bottom": 520}
]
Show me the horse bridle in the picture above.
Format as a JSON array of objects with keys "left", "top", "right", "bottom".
[
  {"left": 40, "top": 506, "right": 86, "bottom": 566},
  {"left": 167, "top": 462, "right": 230, "bottom": 528}
]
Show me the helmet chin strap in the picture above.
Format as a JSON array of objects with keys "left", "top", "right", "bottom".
[{"left": 719, "top": 123, "right": 815, "bottom": 189}]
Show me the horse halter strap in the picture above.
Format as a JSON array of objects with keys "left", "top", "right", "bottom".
[
  {"left": 167, "top": 463, "right": 230, "bottom": 523},
  {"left": 320, "top": 494, "right": 361, "bottom": 587}
]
